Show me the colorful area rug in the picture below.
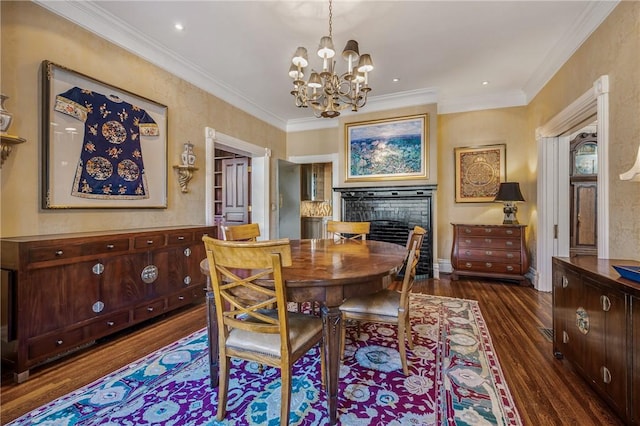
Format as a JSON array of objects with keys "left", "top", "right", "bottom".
[{"left": 8, "top": 294, "right": 522, "bottom": 425}]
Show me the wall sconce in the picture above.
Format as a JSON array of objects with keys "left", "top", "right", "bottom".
[
  {"left": 173, "top": 142, "right": 197, "bottom": 193},
  {"left": 494, "top": 182, "right": 525, "bottom": 224},
  {"left": 620, "top": 145, "right": 640, "bottom": 182},
  {"left": 1, "top": 94, "right": 26, "bottom": 168}
]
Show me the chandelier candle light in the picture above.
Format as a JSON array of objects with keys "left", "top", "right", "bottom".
[{"left": 289, "top": 0, "right": 373, "bottom": 118}]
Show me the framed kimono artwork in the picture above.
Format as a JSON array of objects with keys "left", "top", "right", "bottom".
[{"left": 41, "top": 60, "right": 168, "bottom": 209}]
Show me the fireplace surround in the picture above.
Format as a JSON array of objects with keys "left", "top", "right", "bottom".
[{"left": 334, "top": 185, "right": 436, "bottom": 278}]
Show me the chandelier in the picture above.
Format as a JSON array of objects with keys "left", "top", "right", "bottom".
[{"left": 288, "top": 0, "right": 374, "bottom": 118}]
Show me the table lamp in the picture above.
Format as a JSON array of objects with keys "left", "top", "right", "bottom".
[{"left": 494, "top": 182, "right": 525, "bottom": 224}]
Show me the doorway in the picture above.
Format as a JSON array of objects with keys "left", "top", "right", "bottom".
[
  {"left": 536, "top": 75, "right": 610, "bottom": 292},
  {"left": 204, "top": 127, "right": 270, "bottom": 239}
]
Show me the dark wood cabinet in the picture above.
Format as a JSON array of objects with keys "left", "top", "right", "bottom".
[
  {"left": 450, "top": 224, "right": 529, "bottom": 283},
  {"left": 552, "top": 256, "right": 640, "bottom": 424},
  {"left": 0, "top": 225, "right": 215, "bottom": 382}
]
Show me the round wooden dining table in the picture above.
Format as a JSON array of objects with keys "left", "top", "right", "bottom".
[{"left": 200, "top": 238, "right": 407, "bottom": 425}]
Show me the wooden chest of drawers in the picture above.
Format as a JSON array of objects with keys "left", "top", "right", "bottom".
[
  {"left": 451, "top": 224, "right": 529, "bottom": 283},
  {"left": 0, "top": 225, "right": 216, "bottom": 382}
]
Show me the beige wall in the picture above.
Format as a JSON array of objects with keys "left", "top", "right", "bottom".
[
  {"left": 288, "top": 104, "right": 438, "bottom": 188},
  {"left": 526, "top": 0, "right": 640, "bottom": 260},
  {"left": 0, "top": 1, "right": 285, "bottom": 238},
  {"left": 437, "top": 107, "right": 531, "bottom": 263},
  {"left": 2, "top": 1, "right": 638, "bottom": 269}
]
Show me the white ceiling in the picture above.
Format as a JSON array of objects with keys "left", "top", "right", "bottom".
[{"left": 36, "top": 0, "right": 618, "bottom": 132}]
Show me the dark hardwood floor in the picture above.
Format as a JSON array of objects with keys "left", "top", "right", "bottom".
[{"left": 1, "top": 276, "right": 623, "bottom": 425}]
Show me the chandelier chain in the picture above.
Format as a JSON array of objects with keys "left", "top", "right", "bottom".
[{"left": 328, "top": 0, "right": 333, "bottom": 37}]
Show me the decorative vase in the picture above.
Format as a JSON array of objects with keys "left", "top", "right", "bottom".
[
  {"left": 0, "top": 94, "right": 13, "bottom": 133},
  {"left": 181, "top": 142, "right": 195, "bottom": 166}
]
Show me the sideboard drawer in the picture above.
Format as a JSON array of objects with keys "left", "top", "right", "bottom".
[
  {"left": 82, "top": 239, "right": 130, "bottom": 256},
  {"left": 28, "top": 328, "right": 84, "bottom": 360},
  {"left": 133, "top": 299, "right": 166, "bottom": 321},
  {"left": 29, "top": 244, "right": 83, "bottom": 263},
  {"left": 133, "top": 234, "right": 166, "bottom": 250},
  {"left": 167, "top": 231, "right": 195, "bottom": 245},
  {"left": 85, "top": 311, "right": 130, "bottom": 337}
]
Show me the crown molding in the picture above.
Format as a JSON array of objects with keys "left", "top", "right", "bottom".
[
  {"left": 34, "top": 0, "right": 290, "bottom": 131},
  {"left": 438, "top": 90, "right": 527, "bottom": 115},
  {"left": 286, "top": 88, "right": 438, "bottom": 132},
  {"left": 522, "top": 0, "right": 619, "bottom": 102}
]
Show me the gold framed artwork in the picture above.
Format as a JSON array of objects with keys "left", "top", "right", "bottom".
[
  {"left": 454, "top": 144, "right": 506, "bottom": 203},
  {"left": 345, "top": 114, "right": 428, "bottom": 182},
  {"left": 41, "top": 60, "right": 168, "bottom": 209}
]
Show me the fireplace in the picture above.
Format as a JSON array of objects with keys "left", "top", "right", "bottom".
[{"left": 334, "top": 185, "right": 435, "bottom": 278}]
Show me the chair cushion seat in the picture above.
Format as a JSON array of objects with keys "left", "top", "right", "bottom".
[
  {"left": 339, "top": 289, "right": 400, "bottom": 317},
  {"left": 226, "top": 311, "right": 322, "bottom": 358}
]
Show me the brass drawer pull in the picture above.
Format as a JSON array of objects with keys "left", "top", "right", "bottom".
[
  {"left": 465, "top": 262, "right": 472, "bottom": 268},
  {"left": 506, "top": 266, "right": 514, "bottom": 271},
  {"left": 107, "top": 321, "right": 115, "bottom": 326},
  {"left": 600, "top": 295, "right": 611, "bottom": 312},
  {"left": 106, "top": 244, "right": 115, "bottom": 249},
  {"left": 484, "top": 228, "right": 492, "bottom": 233},
  {"left": 484, "top": 238, "right": 492, "bottom": 243},
  {"left": 147, "top": 307, "right": 154, "bottom": 312},
  {"left": 562, "top": 276, "right": 569, "bottom": 288},
  {"left": 506, "top": 229, "right": 513, "bottom": 235},
  {"left": 56, "top": 340, "right": 63, "bottom": 346},
  {"left": 464, "top": 228, "right": 472, "bottom": 234},
  {"left": 506, "top": 241, "right": 514, "bottom": 246},
  {"left": 177, "top": 235, "right": 185, "bottom": 240},
  {"left": 55, "top": 250, "right": 64, "bottom": 256},
  {"left": 485, "top": 262, "right": 492, "bottom": 268},
  {"left": 602, "top": 366, "right": 612, "bottom": 384},
  {"left": 178, "top": 295, "right": 185, "bottom": 301},
  {"left": 146, "top": 240, "right": 154, "bottom": 245},
  {"left": 485, "top": 250, "right": 493, "bottom": 256}
]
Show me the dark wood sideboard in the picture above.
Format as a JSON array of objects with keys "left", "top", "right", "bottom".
[
  {"left": 552, "top": 256, "right": 640, "bottom": 425},
  {"left": 0, "top": 225, "right": 215, "bottom": 382},
  {"left": 450, "top": 224, "right": 529, "bottom": 283}
]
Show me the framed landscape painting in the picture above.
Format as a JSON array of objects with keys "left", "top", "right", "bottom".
[
  {"left": 454, "top": 144, "right": 506, "bottom": 202},
  {"left": 345, "top": 114, "right": 428, "bottom": 182},
  {"left": 41, "top": 60, "right": 168, "bottom": 209}
]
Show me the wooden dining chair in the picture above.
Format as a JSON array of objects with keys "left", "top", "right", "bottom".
[
  {"left": 220, "top": 223, "right": 260, "bottom": 241},
  {"left": 326, "top": 220, "right": 370, "bottom": 240},
  {"left": 202, "top": 236, "right": 324, "bottom": 425},
  {"left": 388, "top": 225, "right": 427, "bottom": 291},
  {"left": 338, "top": 239, "right": 420, "bottom": 375}
]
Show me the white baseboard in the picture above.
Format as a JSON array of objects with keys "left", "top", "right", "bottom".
[{"left": 438, "top": 259, "right": 453, "bottom": 274}]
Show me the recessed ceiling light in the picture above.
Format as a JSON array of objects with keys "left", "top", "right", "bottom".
[
  {"left": 174, "top": 23, "right": 184, "bottom": 31},
  {"left": 392, "top": 78, "right": 400, "bottom": 82},
  {"left": 482, "top": 81, "right": 490, "bottom": 86}
]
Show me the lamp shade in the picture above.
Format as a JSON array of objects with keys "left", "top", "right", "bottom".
[{"left": 494, "top": 182, "right": 525, "bottom": 202}]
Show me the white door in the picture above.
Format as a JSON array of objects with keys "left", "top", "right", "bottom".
[{"left": 277, "top": 159, "right": 301, "bottom": 239}]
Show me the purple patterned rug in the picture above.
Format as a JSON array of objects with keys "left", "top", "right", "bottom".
[{"left": 8, "top": 294, "right": 522, "bottom": 425}]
